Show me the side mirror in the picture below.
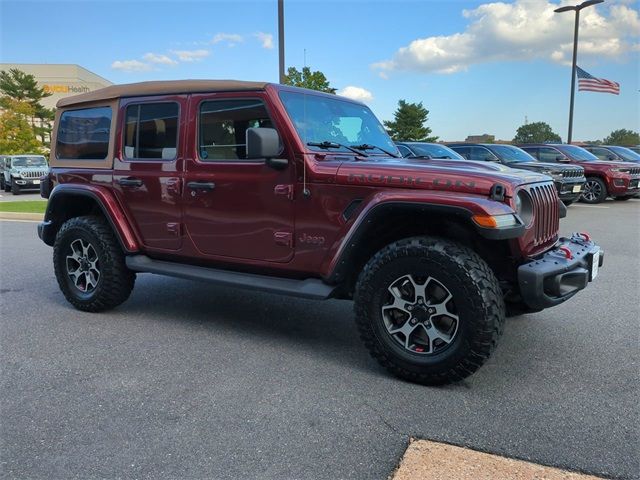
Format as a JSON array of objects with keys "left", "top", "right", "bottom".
[
  {"left": 556, "top": 155, "right": 570, "bottom": 162},
  {"left": 607, "top": 155, "right": 616, "bottom": 161},
  {"left": 246, "top": 128, "right": 286, "bottom": 168}
]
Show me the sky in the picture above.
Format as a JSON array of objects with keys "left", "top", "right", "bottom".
[{"left": 1, "top": 0, "right": 638, "bottom": 141}]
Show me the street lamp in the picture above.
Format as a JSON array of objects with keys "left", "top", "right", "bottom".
[{"left": 554, "top": 0, "right": 604, "bottom": 144}]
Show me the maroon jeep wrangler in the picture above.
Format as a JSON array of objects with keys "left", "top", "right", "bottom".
[{"left": 38, "top": 80, "right": 603, "bottom": 384}]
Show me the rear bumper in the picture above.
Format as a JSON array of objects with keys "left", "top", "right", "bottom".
[{"left": 518, "top": 233, "right": 603, "bottom": 310}]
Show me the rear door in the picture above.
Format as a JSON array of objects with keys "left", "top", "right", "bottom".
[
  {"left": 113, "top": 96, "right": 186, "bottom": 251},
  {"left": 182, "top": 92, "right": 295, "bottom": 263}
]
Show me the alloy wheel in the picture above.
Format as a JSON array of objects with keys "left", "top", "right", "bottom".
[
  {"left": 583, "top": 180, "right": 602, "bottom": 202},
  {"left": 381, "top": 274, "right": 459, "bottom": 355},
  {"left": 66, "top": 238, "right": 100, "bottom": 293}
]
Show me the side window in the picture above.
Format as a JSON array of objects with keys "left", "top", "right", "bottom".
[
  {"left": 589, "top": 147, "right": 610, "bottom": 160},
  {"left": 468, "top": 146, "right": 494, "bottom": 161},
  {"left": 521, "top": 147, "right": 538, "bottom": 159},
  {"left": 538, "top": 147, "right": 561, "bottom": 162},
  {"left": 397, "top": 145, "right": 413, "bottom": 157},
  {"left": 199, "top": 99, "right": 274, "bottom": 161},
  {"left": 124, "top": 102, "right": 179, "bottom": 160},
  {"left": 451, "top": 146, "right": 469, "bottom": 159},
  {"left": 57, "top": 107, "right": 112, "bottom": 159}
]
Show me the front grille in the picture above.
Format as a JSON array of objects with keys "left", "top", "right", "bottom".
[
  {"left": 20, "top": 170, "right": 48, "bottom": 179},
  {"left": 628, "top": 167, "right": 640, "bottom": 176},
  {"left": 529, "top": 183, "right": 560, "bottom": 247},
  {"left": 561, "top": 169, "right": 583, "bottom": 178}
]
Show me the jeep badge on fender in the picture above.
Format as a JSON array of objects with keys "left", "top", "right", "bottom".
[{"left": 37, "top": 80, "right": 603, "bottom": 385}]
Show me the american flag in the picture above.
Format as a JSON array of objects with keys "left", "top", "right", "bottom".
[{"left": 576, "top": 66, "right": 620, "bottom": 95}]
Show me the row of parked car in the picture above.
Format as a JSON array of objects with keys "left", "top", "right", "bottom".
[
  {"left": 395, "top": 142, "right": 640, "bottom": 204},
  {"left": 2, "top": 143, "right": 639, "bottom": 204}
]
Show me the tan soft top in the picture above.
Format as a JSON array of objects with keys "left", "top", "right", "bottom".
[{"left": 57, "top": 79, "right": 270, "bottom": 108}]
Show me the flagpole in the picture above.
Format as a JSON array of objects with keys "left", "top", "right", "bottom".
[
  {"left": 554, "top": 0, "right": 604, "bottom": 145},
  {"left": 278, "top": 0, "right": 285, "bottom": 84},
  {"left": 567, "top": 9, "right": 580, "bottom": 145}
]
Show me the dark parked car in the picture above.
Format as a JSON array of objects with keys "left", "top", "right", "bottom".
[
  {"left": 445, "top": 143, "right": 586, "bottom": 205},
  {"left": 582, "top": 145, "right": 640, "bottom": 163},
  {"left": 520, "top": 144, "right": 640, "bottom": 203}
]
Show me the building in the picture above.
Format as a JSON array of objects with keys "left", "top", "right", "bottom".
[
  {"left": 0, "top": 63, "right": 112, "bottom": 110},
  {"left": 465, "top": 134, "right": 496, "bottom": 143}
]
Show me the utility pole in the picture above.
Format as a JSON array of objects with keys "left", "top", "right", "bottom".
[
  {"left": 278, "top": 0, "right": 285, "bottom": 84},
  {"left": 554, "top": 0, "right": 604, "bottom": 144}
]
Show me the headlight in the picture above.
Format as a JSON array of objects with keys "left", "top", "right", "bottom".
[
  {"left": 515, "top": 190, "right": 534, "bottom": 226},
  {"left": 11, "top": 172, "right": 22, "bottom": 178}
]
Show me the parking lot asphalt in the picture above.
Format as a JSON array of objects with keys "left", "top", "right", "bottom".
[
  {"left": 0, "top": 192, "right": 42, "bottom": 202},
  {"left": 1, "top": 199, "right": 638, "bottom": 480}
]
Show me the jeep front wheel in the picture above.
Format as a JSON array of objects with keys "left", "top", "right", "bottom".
[
  {"left": 53, "top": 216, "right": 135, "bottom": 312},
  {"left": 354, "top": 237, "right": 505, "bottom": 385},
  {"left": 11, "top": 183, "right": 20, "bottom": 195},
  {"left": 581, "top": 177, "right": 607, "bottom": 204}
]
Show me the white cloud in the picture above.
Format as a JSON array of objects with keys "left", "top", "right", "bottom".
[
  {"left": 254, "top": 32, "right": 274, "bottom": 49},
  {"left": 373, "top": 1, "right": 640, "bottom": 76},
  {"left": 111, "top": 60, "right": 152, "bottom": 72},
  {"left": 143, "top": 53, "right": 177, "bottom": 65},
  {"left": 211, "top": 33, "right": 244, "bottom": 46},
  {"left": 170, "top": 49, "right": 210, "bottom": 62},
  {"left": 338, "top": 86, "right": 374, "bottom": 103}
]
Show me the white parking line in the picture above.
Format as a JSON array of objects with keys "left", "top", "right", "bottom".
[
  {"left": 570, "top": 204, "right": 610, "bottom": 209},
  {"left": 0, "top": 219, "right": 40, "bottom": 223}
]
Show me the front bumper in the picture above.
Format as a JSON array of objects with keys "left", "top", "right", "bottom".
[
  {"left": 554, "top": 179, "right": 585, "bottom": 201},
  {"left": 608, "top": 176, "right": 640, "bottom": 195},
  {"left": 12, "top": 178, "right": 41, "bottom": 190},
  {"left": 518, "top": 233, "right": 603, "bottom": 310}
]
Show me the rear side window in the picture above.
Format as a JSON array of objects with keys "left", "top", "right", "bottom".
[
  {"left": 199, "top": 99, "right": 273, "bottom": 161},
  {"left": 57, "top": 107, "right": 112, "bottom": 160},
  {"left": 538, "top": 147, "right": 561, "bottom": 162},
  {"left": 124, "top": 103, "right": 179, "bottom": 160}
]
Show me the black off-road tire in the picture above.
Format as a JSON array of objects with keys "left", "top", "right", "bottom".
[
  {"left": 581, "top": 177, "right": 607, "bottom": 204},
  {"left": 354, "top": 237, "right": 505, "bottom": 385},
  {"left": 11, "top": 183, "right": 20, "bottom": 195},
  {"left": 53, "top": 216, "right": 135, "bottom": 312},
  {"left": 562, "top": 199, "right": 575, "bottom": 206}
]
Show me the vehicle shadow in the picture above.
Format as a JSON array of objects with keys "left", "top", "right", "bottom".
[{"left": 118, "top": 274, "right": 386, "bottom": 376}]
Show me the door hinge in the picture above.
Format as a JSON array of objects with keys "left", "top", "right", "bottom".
[
  {"left": 274, "top": 184, "right": 294, "bottom": 200},
  {"left": 274, "top": 231, "right": 293, "bottom": 247}
]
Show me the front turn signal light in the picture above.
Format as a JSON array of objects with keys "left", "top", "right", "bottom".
[{"left": 472, "top": 214, "right": 519, "bottom": 228}]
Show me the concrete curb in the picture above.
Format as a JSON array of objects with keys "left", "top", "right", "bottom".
[{"left": 0, "top": 212, "right": 44, "bottom": 221}]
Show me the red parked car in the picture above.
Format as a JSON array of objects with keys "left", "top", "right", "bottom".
[
  {"left": 519, "top": 144, "right": 640, "bottom": 203},
  {"left": 37, "top": 81, "right": 603, "bottom": 384}
]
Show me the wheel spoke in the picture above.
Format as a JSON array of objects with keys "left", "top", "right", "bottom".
[{"left": 388, "top": 319, "right": 418, "bottom": 349}]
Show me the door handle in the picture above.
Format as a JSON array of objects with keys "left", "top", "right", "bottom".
[
  {"left": 118, "top": 177, "right": 143, "bottom": 187},
  {"left": 187, "top": 181, "right": 216, "bottom": 191}
]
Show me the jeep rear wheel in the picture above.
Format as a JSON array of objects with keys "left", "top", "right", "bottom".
[
  {"left": 581, "top": 177, "right": 607, "bottom": 204},
  {"left": 354, "top": 237, "right": 505, "bottom": 385},
  {"left": 53, "top": 216, "right": 135, "bottom": 312}
]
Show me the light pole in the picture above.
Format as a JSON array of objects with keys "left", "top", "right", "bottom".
[
  {"left": 554, "top": 0, "right": 604, "bottom": 144},
  {"left": 278, "top": 0, "right": 285, "bottom": 84}
]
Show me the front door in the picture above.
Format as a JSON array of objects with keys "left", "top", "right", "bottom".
[
  {"left": 113, "top": 96, "right": 186, "bottom": 251},
  {"left": 182, "top": 93, "right": 295, "bottom": 263}
]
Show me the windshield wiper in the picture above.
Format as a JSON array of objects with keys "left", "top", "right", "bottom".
[
  {"left": 307, "top": 141, "right": 368, "bottom": 157},
  {"left": 351, "top": 143, "right": 399, "bottom": 158}
]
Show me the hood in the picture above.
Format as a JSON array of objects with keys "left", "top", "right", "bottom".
[
  {"left": 336, "top": 156, "right": 549, "bottom": 197},
  {"left": 582, "top": 160, "right": 639, "bottom": 170},
  {"left": 506, "top": 161, "right": 583, "bottom": 173}
]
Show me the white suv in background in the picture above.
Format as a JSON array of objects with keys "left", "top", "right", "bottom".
[{"left": 0, "top": 154, "right": 49, "bottom": 195}]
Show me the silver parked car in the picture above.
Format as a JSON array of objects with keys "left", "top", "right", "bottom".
[{"left": 0, "top": 154, "right": 49, "bottom": 195}]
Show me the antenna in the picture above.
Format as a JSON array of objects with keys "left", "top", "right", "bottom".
[{"left": 302, "top": 48, "right": 310, "bottom": 198}]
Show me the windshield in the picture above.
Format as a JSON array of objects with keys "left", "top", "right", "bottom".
[
  {"left": 609, "top": 146, "right": 640, "bottom": 161},
  {"left": 410, "top": 144, "right": 464, "bottom": 160},
  {"left": 560, "top": 145, "right": 598, "bottom": 161},
  {"left": 489, "top": 145, "right": 535, "bottom": 163},
  {"left": 279, "top": 91, "right": 399, "bottom": 156},
  {"left": 11, "top": 156, "right": 47, "bottom": 167}
]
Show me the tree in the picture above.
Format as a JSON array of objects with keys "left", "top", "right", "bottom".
[
  {"left": 602, "top": 129, "right": 640, "bottom": 146},
  {"left": 513, "top": 121, "right": 561, "bottom": 144},
  {"left": 283, "top": 66, "right": 336, "bottom": 93},
  {"left": 0, "top": 68, "right": 55, "bottom": 146},
  {"left": 0, "top": 98, "right": 43, "bottom": 154},
  {"left": 383, "top": 100, "right": 438, "bottom": 142}
]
